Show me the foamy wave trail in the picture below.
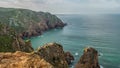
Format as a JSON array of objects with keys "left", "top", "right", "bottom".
[
  {"left": 99, "top": 52, "right": 103, "bottom": 57},
  {"left": 75, "top": 52, "right": 79, "bottom": 56}
]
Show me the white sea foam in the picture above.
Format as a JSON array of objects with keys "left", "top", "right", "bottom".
[
  {"left": 75, "top": 52, "right": 79, "bottom": 56},
  {"left": 99, "top": 52, "right": 103, "bottom": 56}
]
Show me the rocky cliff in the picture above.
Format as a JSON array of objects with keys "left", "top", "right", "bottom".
[
  {"left": 0, "top": 23, "right": 33, "bottom": 52},
  {"left": 0, "top": 43, "right": 74, "bottom": 68},
  {"left": 0, "top": 7, "right": 66, "bottom": 38},
  {"left": 75, "top": 47, "right": 100, "bottom": 68}
]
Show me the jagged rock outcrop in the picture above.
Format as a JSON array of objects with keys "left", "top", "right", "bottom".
[
  {"left": 75, "top": 47, "right": 100, "bottom": 68},
  {"left": 34, "top": 43, "right": 68, "bottom": 68},
  {"left": 0, "top": 23, "right": 33, "bottom": 52},
  {"left": 0, "top": 51, "right": 54, "bottom": 68},
  {"left": 0, "top": 7, "right": 66, "bottom": 38}
]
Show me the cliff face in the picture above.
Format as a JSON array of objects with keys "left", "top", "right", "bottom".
[
  {"left": 0, "top": 43, "right": 73, "bottom": 68},
  {"left": 75, "top": 47, "right": 100, "bottom": 68},
  {"left": 0, "top": 23, "right": 33, "bottom": 52},
  {"left": 0, "top": 7, "right": 66, "bottom": 38}
]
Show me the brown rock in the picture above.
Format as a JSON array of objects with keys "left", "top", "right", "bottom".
[
  {"left": 75, "top": 47, "right": 100, "bottom": 68},
  {"left": 64, "top": 52, "right": 74, "bottom": 65},
  {"left": 34, "top": 42, "right": 68, "bottom": 68}
]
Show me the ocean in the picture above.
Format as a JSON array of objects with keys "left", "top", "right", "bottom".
[{"left": 30, "top": 14, "right": 120, "bottom": 68}]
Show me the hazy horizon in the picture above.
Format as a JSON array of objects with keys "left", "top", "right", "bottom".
[{"left": 0, "top": 0, "right": 120, "bottom": 14}]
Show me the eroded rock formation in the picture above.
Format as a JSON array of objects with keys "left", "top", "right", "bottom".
[{"left": 75, "top": 47, "right": 100, "bottom": 68}]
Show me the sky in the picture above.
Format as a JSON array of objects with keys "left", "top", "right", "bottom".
[{"left": 0, "top": 0, "right": 120, "bottom": 14}]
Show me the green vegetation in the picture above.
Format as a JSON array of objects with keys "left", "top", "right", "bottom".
[
  {"left": 0, "top": 23, "right": 15, "bottom": 52},
  {"left": 0, "top": 35, "right": 14, "bottom": 52},
  {"left": 0, "top": 23, "right": 18, "bottom": 52}
]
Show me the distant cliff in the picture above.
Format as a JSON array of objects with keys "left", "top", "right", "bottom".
[{"left": 0, "top": 7, "right": 66, "bottom": 38}]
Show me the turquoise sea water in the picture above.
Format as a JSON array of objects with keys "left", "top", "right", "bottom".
[{"left": 31, "top": 14, "right": 120, "bottom": 68}]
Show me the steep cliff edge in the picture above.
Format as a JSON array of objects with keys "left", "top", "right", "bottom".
[
  {"left": 75, "top": 47, "right": 100, "bottom": 68},
  {"left": 0, "top": 7, "right": 66, "bottom": 38}
]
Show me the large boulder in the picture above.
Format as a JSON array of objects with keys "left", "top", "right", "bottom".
[{"left": 75, "top": 47, "right": 100, "bottom": 68}]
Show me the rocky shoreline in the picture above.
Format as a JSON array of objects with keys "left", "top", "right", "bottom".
[{"left": 0, "top": 42, "right": 100, "bottom": 68}]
